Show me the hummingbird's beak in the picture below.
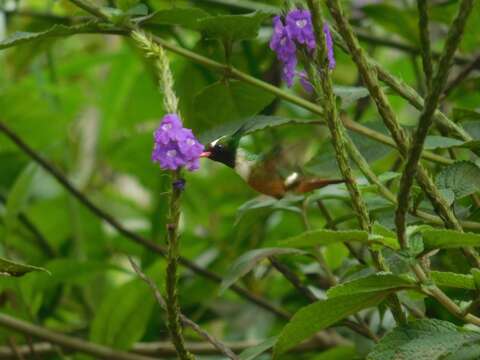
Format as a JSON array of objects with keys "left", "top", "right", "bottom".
[{"left": 200, "top": 151, "right": 211, "bottom": 158}]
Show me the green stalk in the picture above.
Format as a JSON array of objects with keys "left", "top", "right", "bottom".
[
  {"left": 131, "top": 30, "right": 194, "bottom": 360},
  {"left": 306, "top": 0, "right": 406, "bottom": 325},
  {"left": 416, "top": 0, "right": 433, "bottom": 92},
  {"left": 396, "top": 0, "right": 474, "bottom": 249},
  {"left": 165, "top": 171, "right": 194, "bottom": 360},
  {"left": 325, "top": 0, "right": 472, "bottom": 251},
  {"left": 331, "top": 28, "right": 472, "bottom": 141},
  {"left": 306, "top": 1, "right": 370, "bottom": 232}
]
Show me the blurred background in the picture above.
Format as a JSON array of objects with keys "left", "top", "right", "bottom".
[{"left": 1, "top": 0, "right": 480, "bottom": 358}]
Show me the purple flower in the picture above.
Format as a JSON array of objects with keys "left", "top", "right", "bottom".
[
  {"left": 298, "top": 71, "right": 314, "bottom": 93},
  {"left": 282, "top": 57, "right": 297, "bottom": 87},
  {"left": 152, "top": 114, "right": 204, "bottom": 172},
  {"left": 286, "top": 10, "right": 316, "bottom": 51},
  {"left": 270, "top": 16, "right": 297, "bottom": 63},
  {"left": 323, "top": 22, "right": 336, "bottom": 70}
]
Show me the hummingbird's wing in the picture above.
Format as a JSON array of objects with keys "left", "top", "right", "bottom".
[
  {"left": 248, "top": 142, "right": 344, "bottom": 198},
  {"left": 245, "top": 143, "right": 308, "bottom": 198},
  {"left": 257, "top": 142, "right": 312, "bottom": 179}
]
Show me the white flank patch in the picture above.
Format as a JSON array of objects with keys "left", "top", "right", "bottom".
[
  {"left": 235, "top": 149, "right": 253, "bottom": 181},
  {"left": 284, "top": 172, "right": 300, "bottom": 187}
]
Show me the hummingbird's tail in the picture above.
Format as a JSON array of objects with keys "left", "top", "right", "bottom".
[{"left": 294, "top": 178, "right": 345, "bottom": 194}]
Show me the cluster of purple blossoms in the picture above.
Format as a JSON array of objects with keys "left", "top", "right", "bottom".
[
  {"left": 269, "top": 9, "right": 335, "bottom": 90},
  {"left": 152, "top": 114, "right": 204, "bottom": 172}
]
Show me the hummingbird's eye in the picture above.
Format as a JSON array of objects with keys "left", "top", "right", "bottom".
[{"left": 216, "top": 144, "right": 224, "bottom": 150}]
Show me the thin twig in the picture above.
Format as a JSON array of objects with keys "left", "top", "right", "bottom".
[
  {"left": 67, "top": 0, "right": 107, "bottom": 20},
  {"left": 316, "top": 199, "right": 366, "bottom": 265},
  {"left": 307, "top": 0, "right": 406, "bottom": 325},
  {"left": 6, "top": 338, "right": 24, "bottom": 360},
  {"left": 416, "top": 0, "right": 433, "bottom": 91},
  {"left": 132, "top": 29, "right": 193, "bottom": 360},
  {"left": 0, "top": 339, "right": 334, "bottom": 358},
  {"left": 396, "top": 0, "right": 474, "bottom": 249},
  {"left": 0, "top": 194, "right": 56, "bottom": 257},
  {"left": 0, "top": 314, "right": 157, "bottom": 360},
  {"left": 128, "top": 257, "right": 239, "bottom": 360},
  {"left": 442, "top": 53, "right": 480, "bottom": 99},
  {"left": 268, "top": 257, "right": 317, "bottom": 303},
  {"left": 0, "top": 121, "right": 290, "bottom": 321},
  {"left": 0, "top": 22, "right": 459, "bottom": 166},
  {"left": 326, "top": 0, "right": 480, "bottom": 266}
]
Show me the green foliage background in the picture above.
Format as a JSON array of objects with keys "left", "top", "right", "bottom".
[{"left": 1, "top": 0, "right": 480, "bottom": 359}]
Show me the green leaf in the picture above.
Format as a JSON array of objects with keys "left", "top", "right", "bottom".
[
  {"left": 424, "top": 136, "right": 465, "bottom": 150},
  {"left": 29, "top": 259, "right": 125, "bottom": 291},
  {"left": 471, "top": 269, "right": 480, "bottom": 289},
  {"left": 313, "top": 346, "right": 358, "bottom": 360},
  {"left": 430, "top": 271, "right": 475, "bottom": 290},
  {"left": 124, "top": 4, "right": 149, "bottom": 16},
  {"left": 439, "top": 188, "right": 456, "bottom": 206},
  {"left": 194, "top": 80, "right": 274, "bottom": 132},
  {"left": 327, "top": 273, "right": 416, "bottom": 298},
  {"left": 334, "top": 86, "right": 370, "bottom": 109},
  {"left": 142, "top": 8, "right": 210, "bottom": 29},
  {"left": 443, "top": 343, "right": 480, "bottom": 360},
  {"left": 116, "top": 0, "right": 140, "bottom": 11},
  {"left": 278, "top": 229, "right": 369, "bottom": 248},
  {"left": 436, "top": 161, "right": 480, "bottom": 199},
  {"left": 0, "top": 22, "right": 99, "bottom": 50},
  {"left": 362, "top": 4, "right": 418, "bottom": 45},
  {"left": 4, "top": 164, "right": 37, "bottom": 234},
  {"left": 423, "top": 229, "right": 480, "bottom": 250},
  {"left": 199, "top": 115, "right": 315, "bottom": 144},
  {"left": 220, "top": 248, "right": 306, "bottom": 294},
  {"left": 90, "top": 261, "right": 163, "bottom": 349},
  {"left": 235, "top": 196, "right": 302, "bottom": 226},
  {"left": 372, "top": 222, "right": 396, "bottom": 238},
  {"left": 367, "top": 319, "right": 480, "bottom": 360},
  {"left": 453, "top": 108, "right": 480, "bottom": 123},
  {"left": 197, "top": 11, "right": 270, "bottom": 42},
  {"left": 461, "top": 140, "right": 480, "bottom": 152},
  {"left": 0, "top": 257, "right": 49, "bottom": 277},
  {"left": 239, "top": 337, "right": 277, "bottom": 360},
  {"left": 274, "top": 292, "right": 389, "bottom": 357},
  {"left": 324, "top": 242, "right": 349, "bottom": 270}
]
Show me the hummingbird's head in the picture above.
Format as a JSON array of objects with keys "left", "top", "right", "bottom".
[{"left": 201, "top": 135, "right": 238, "bottom": 168}]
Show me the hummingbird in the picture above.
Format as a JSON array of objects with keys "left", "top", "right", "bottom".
[{"left": 201, "top": 127, "right": 345, "bottom": 199}]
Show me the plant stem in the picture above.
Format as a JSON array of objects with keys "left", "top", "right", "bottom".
[
  {"left": 165, "top": 172, "right": 194, "bottom": 360},
  {"left": 67, "top": 0, "right": 107, "bottom": 20},
  {"left": 443, "top": 53, "right": 480, "bottom": 99},
  {"left": 128, "top": 257, "right": 238, "bottom": 360},
  {"left": 131, "top": 29, "right": 194, "bottom": 360},
  {"left": 306, "top": 0, "right": 406, "bottom": 325},
  {"left": 0, "top": 314, "right": 156, "bottom": 360},
  {"left": 416, "top": 0, "right": 433, "bottom": 92},
  {"left": 0, "top": 120, "right": 291, "bottom": 320},
  {"left": 396, "top": 0, "right": 474, "bottom": 249},
  {"left": 326, "top": 0, "right": 479, "bottom": 265},
  {"left": 163, "top": 173, "right": 192, "bottom": 360},
  {"left": 306, "top": 2, "right": 371, "bottom": 233}
]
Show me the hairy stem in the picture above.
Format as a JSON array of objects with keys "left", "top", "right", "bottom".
[
  {"left": 396, "top": 0, "right": 474, "bottom": 248},
  {"left": 306, "top": 1, "right": 371, "bottom": 232},
  {"left": 131, "top": 29, "right": 193, "bottom": 360},
  {"left": 165, "top": 172, "right": 194, "bottom": 360},
  {"left": 325, "top": 0, "right": 479, "bottom": 265},
  {"left": 0, "top": 314, "right": 156, "bottom": 360},
  {"left": 306, "top": 0, "right": 406, "bottom": 325},
  {"left": 128, "top": 257, "right": 238, "bottom": 360},
  {"left": 416, "top": 0, "right": 433, "bottom": 92}
]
